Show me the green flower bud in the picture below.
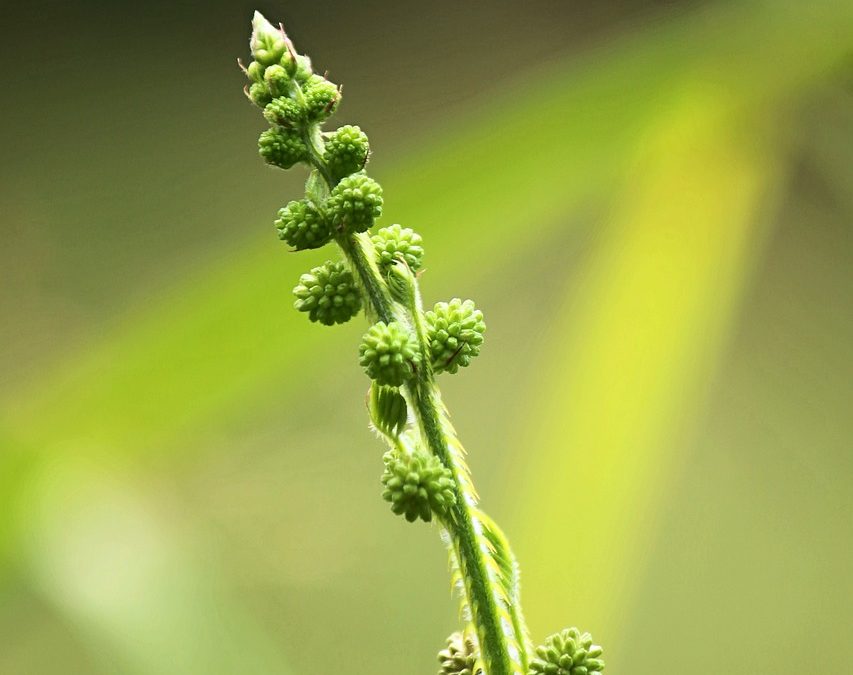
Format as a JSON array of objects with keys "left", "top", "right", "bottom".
[
  {"left": 263, "top": 64, "right": 290, "bottom": 97},
  {"left": 263, "top": 96, "right": 305, "bottom": 128},
  {"left": 327, "top": 172, "right": 384, "bottom": 234},
  {"left": 371, "top": 224, "right": 424, "bottom": 273},
  {"left": 294, "top": 54, "right": 313, "bottom": 82},
  {"left": 303, "top": 75, "right": 340, "bottom": 122},
  {"left": 246, "top": 60, "right": 265, "bottom": 83},
  {"left": 258, "top": 127, "right": 307, "bottom": 170},
  {"left": 425, "top": 299, "right": 485, "bottom": 374},
  {"left": 293, "top": 260, "right": 361, "bottom": 325},
  {"left": 250, "top": 11, "right": 287, "bottom": 66},
  {"left": 359, "top": 320, "right": 419, "bottom": 386},
  {"left": 275, "top": 199, "right": 331, "bottom": 250},
  {"left": 381, "top": 451, "right": 456, "bottom": 523},
  {"left": 529, "top": 628, "right": 604, "bottom": 675},
  {"left": 438, "top": 631, "right": 480, "bottom": 675},
  {"left": 324, "top": 125, "right": 370, "bottom": 181},
  {"left": 369, "top": 384, "right": 408, "bottom": 438},
  {"left": 248, "top": 82, "right": 273, "bottom": 108}
]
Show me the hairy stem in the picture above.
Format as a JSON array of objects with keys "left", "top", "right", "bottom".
[{"left": 306, "top": 139, "right": 515, "bottom": 675}]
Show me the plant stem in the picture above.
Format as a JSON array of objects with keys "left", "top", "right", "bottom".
[
  {"left": 307, "top": 140, "right": 515, "bottom": 675},
  {"left": 411, "top": 380, "right": 515, "bottom": 675}
]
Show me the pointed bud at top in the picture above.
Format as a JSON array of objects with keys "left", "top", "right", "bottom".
[{"left": 250, "top": 11, "right": 287, "bottom": 66}]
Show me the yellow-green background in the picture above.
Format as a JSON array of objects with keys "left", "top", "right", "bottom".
[{"left": 1, "top": 1, "right": 851, "bottom": 672}]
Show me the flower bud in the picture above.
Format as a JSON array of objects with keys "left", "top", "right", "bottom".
[
  {"left": 438, "top": 631, "right": 479, "bottom": 675},
  {"left": 425, "top": 299, "right": 485, "bottom": 374},
  {"left": 250, "top": 11, "right": 287, "bottom": 66},
  {"left": 327, "top": 172, "right": 384, "bottom": 234},
  {"left": 275, "top": 199, "right": 331, "bottom": 250},
  {"left": 293, "top": 260, "right": 362, "bottom": 326},
  {"left": 359, "top": 320, "right": 419, "bottom": 386},
  {"left": 303, "top": 75, "right": 340, "bottom": 122},
  {"left": 248, "top": 82, "right": 273, "bottom": 108},
  {"left": 258, "top": 127, "right": 307, "bottom": 170},
  {"left": 381, "top": 451, "right": 456, "bottom": 523},
  {"left": 371, "top": 224, "right": 424, "bottom": 273},
  {"left": 246, "top": 60, "right": 265, "bottom": 83},
  {"left": 529, "top": 628, "right": 604, "bottom": 675},
  {"left": 294, "top": 54, "right": 313, "bottom": 82},
  {"left": 263, "top": 97, "right": 305, "bottom": 128},
  {"left": 324, "top": 125, "right": 370, "bottom": 181},
  {"left": 263, "top": 64, "right": 290, "bottom": 97}
]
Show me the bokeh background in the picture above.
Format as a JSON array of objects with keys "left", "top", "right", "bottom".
[{"left": 1, "top": 1, "right": 851, "bottom": 673}]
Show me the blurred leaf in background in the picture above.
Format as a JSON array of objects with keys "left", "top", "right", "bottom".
[{"left": 1, "top": 1, "right": 851, "bottom": 673}]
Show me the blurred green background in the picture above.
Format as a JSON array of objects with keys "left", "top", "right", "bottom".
[{"left": 1, "top": 1, "right": 851, "bottom": 672}]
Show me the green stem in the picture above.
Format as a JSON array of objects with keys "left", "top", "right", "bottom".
[
  {"left": 308, "top": 144, "right": 515, "bottom": 675},
  {"left": 411, "top": 380, "right": 515, "bottom": 675}
]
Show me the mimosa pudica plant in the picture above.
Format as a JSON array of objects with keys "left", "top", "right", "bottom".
[{"left": 240, "top": 13, "right": 605, "bottom": 675}]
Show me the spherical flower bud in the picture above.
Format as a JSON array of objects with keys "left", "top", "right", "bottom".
[
  {"left": 371, "top": 224, "right": 424, "bottom": 273},
  {"left": 263, "top": 96, "right": 305, "bottom": 128},
  {"left": 438, "top": 632, "right": 479, "bottom": 675},
  {"left": 324, "top": 125, "right": 370, "bottom": 181},
  {"left": 381, "top": 451, "right": 456, "bottom": 523},
  {"left": 258, "top": 127, "right": 307, "bottom": 170},
  {"left": 292, "top": 260, "right": 361, "bottom": 326},
  {"left": 425, "top": 299, "right": 485, "bottom": 374},
  {"left": 248, "top": 82, "right": 273, "bottom": 108},
  {"left": 246, "top": 60, "right": 265, "bottom": 83},
  {"left": 275, "top": 199, "right": 331, "bottom": 250},
  {"left": 250, "top": 11, "right": 287, "bottom": 66},
  {"left": 358, "top": 320, "right": 419, "bottom": 386},
  {"left": 303, "top": 75, "right": 340, "bottom": 122},
  {"left": 529, "top": 628, "right": 604, "bottom": 675},
  {"left": 327, "top": 172, "right": 384, "bottom": 234},
  {"left": 263, "top": 64, "right": 290, "bottom": 97}
]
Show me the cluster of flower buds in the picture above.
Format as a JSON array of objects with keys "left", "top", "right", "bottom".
[
  {"left": 381, "top": 450, "right": 456, "bottom": 523},
  {"left": 245, "top": 15, "right": 605, "bottom": 674},
  {"left": 438, "top": 631, "right": 481, "bottom": 675},
  {"left": 244, "top": 13, "right": 491, "bottom": 528},
  {"left": 529, "top": 628, "right": 605, "bottom": 675},
  {"left": 243, "top": 11, "right": 380, "bottom": 263}
]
